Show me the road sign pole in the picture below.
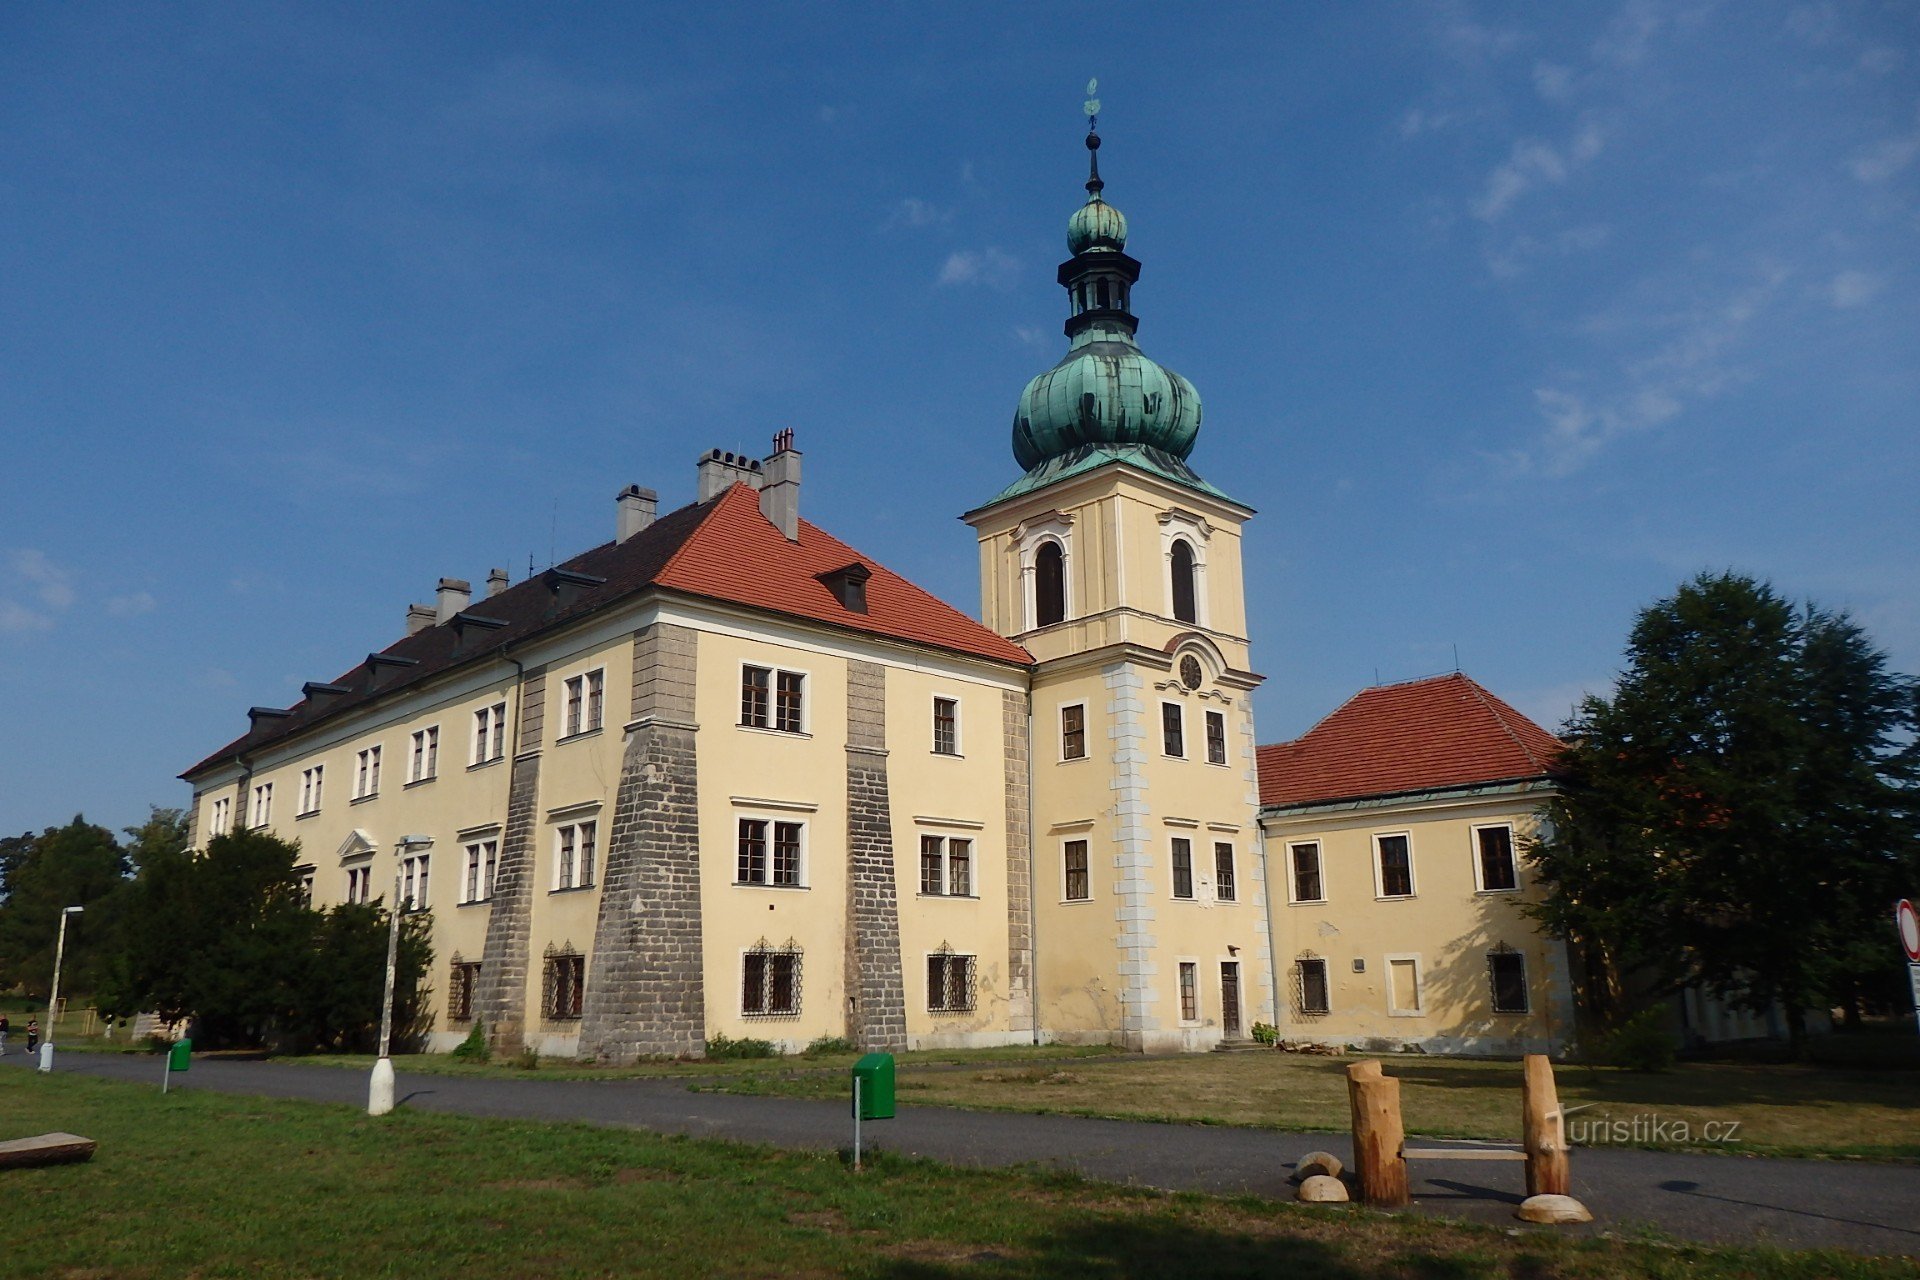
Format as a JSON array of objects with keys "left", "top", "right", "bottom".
[
  {"left": 852, "top": 1075, "right": 862, "bottom": 1171},
  {"left": 1897, "top": 901, "right": 1920, "bottom": 1037}
]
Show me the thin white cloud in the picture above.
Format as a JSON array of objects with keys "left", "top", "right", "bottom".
[
  {"left": 1849, "top": 118, "right": 1920, "bottom": 183},
  {"left": 1827, "top": 269, "right": 1883, "bottom": 309},
  {"left": 884, "top": 197, "right": 951, "bottom": 231},
  {"left": 937, "top": 247, "right": 1019, "bottom": 289},
  {"left": 1013, "top": 325, "right": 1050, "bottom": 350},
  {"left": 1532, "top": 61, "right": 1576, "bottom": 104},
  {"left": 1473, "top": 120, "right": 1603, "bottom": 221},
  {"left": 1399, "top": 106, "right": 1462, "bottom": 138},
  {"left": 106, "top": 591, "right": 158, "bottom": 618},
  {"left": 1, "top": 548, "right": 75, "bottom": 634}
]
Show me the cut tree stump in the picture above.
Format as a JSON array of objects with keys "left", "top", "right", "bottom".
[
  {"left": 1345, "top": 1059, "right": 1408, "bottom": 1208},
  {"left": 1522, "top": 1053, "right": 1570, "bottom": 1197},
  {"left": 0, "top": 1132, "right": 97, "bottom": 1170}
]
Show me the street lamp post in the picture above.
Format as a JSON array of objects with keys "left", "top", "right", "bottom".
[
  {"left": 369, "top": 836, "right": 428, "bottom": 1116},
  {"left": 41, "top": 905, "right": 84, "bottom": 1074}
]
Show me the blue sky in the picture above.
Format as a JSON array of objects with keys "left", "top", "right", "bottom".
[{"left": 2, "top": 2, "right": 1915, "bottom": 837}]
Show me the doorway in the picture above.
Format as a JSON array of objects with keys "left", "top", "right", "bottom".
[{"left": 1220, "top": 962, "right": 1242, "bottom": 1039}]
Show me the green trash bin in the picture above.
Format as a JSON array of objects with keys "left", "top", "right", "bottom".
[
  {"left": 168, "top": 1039, "right": 191, "bottom": 1073},
  {"left": 851, "top": 1053, "right": 895, "bottom": 1120}
]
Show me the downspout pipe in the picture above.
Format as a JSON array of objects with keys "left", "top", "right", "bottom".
[{"left": 1027, "top": 691, "right": 1041, "bottom": 1045}]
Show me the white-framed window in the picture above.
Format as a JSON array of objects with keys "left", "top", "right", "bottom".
[
  {"left": 353, "top": 745, "right": 382, "bottom": 800},
  {"left": 401, "top": 852, "right": 431, "bottom": 911},
  {"left": 1204, "top": 710, "right": 1227, "bottom": 765},
  {"left": 297, "top": 766, "right": 324, "bottom": 816},
  {"left": 1488, "top": 947, "right": 1530, "bottom": 1014},
  {"left": 1169, "top": 537, "right": 1199, "bottom": 624},
  {"left": 918, "top": 835, "right": 974, "bottom": 897},
  {"left": 927, "top": 951, "right": 977, "bottom": 1013},
  {"left": 1060, "top": 702, "right": 1088, "bottom": 761},
  {"left": 297, "top": 866, "right": 315, "bottom": 907},
  {"left": 742, "top": 946, "right": 801, "bottom": 1017},
  {"left": 1386, "top": 954, "right": 1423, "bottom": 1016},
  {"left": 1177, "top": 960, "right": 1200, "bottom": 1023},
  {"left": 407, "top": 726, "right": 439, "bottom": 783},
  {"left": 209, "top": 795, "right": 232, "bottom": 837},
  {"left": 562, "top": 668, "right": 605, "bottom": 738},
  {"left": 1213, "top": 841, "right": 1236, "bottom": 902},
  {"left": 1171, "top": 836, "right": 1195, "bottom": 899},
  {"left": 1289, "top": 842, "right": 1324, "bottom": 903},
  {"left": 249, "top": 782, "right": 273, "bottom": 828},
  {"left": 553, "top": 820, "right": 597, "bottom": 891},
  {"left": 1062, "top": 838, "right": 1090, "bottom": 901},
  {"left": 462, "top": 839, "right": 498, "bottom": 903},
  {"left": 448, "top": 960, "right": 482, "bottom": 1022},
  {"left": 740, "top": 664, "right": 806, "bottom": 733},
  {"left": 1160, "top": 702, "right": 1185, "bottom": 758},
  {"left": 1374, "top": 832, "right": 1415, "bottom": 899},
  {"left": 1295, "top": 956, "right": 1331, "bottom": 1017},
  {"left": 1474, "top": 824, "right": 1520, "bottom": 893},
  {"left": 345, "top": 865, "right": 372, "bottom": 905},
  {"left": 932, "top": 695, "right": 960, "bottom": 755},
  {"left": 1014, "top": 510, "right": 1076, "bottom": 632},
  {"left": 736, "top": 817, "right": 804, "bottom": 887},
  {"left": 473, "top": 701, "right": 508, "bottom": 765},
  {"left": 1156, "top": 508, "right": 1211, "bottom": 627},
  {"left": 543, "top": 949, "right": 585, "bottom": 1021}
]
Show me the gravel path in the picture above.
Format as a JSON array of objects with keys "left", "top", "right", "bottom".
[{"left": 9, "top": 1050, "right": 1917, "bottom": 1257}]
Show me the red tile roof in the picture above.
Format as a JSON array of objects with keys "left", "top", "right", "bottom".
[
  {"left": 1256, "top": 672, "right": 1564, "bottom": 808},
  {"left": 656, "top": 484, "right": 1031, "bottom": 666},
  {"left": 185, "top": 485, "right": 1027, "bottom": 778}
]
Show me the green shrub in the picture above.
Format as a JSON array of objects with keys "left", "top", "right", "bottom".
[
  {"left": 450, "top": 1022, "right": 489, "bottom": 1062},
  {"left": 1597, "top": 1008, "right": 1677, "bottom": 1072},
  {"left": 802, "top": 1036, "right": 856, "bottom": 1057},
  {"left": 513, "top": 1047, "right": 539, "bottom": 1071},
  {"left": 706, "top": 1033, "right": 778, "bottom": 1060},
  {"left": 1249, "top": 1022, "right": 1278, "bottom": 1046}
]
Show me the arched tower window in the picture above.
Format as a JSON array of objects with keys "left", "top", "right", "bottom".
[
  {"left": 1035, "top": 541, "right": 1067, "bottom": 627},
  {"left": 1170, "top": 539, "right": 1197, "bottom": 624}
]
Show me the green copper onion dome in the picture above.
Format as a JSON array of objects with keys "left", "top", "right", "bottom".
[{"left": 1011, "top": 127, "right": 1203, "bottom": 471}]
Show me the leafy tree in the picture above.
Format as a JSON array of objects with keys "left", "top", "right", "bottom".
[
  {"left": 0, "top": 815, "right": 129, "bottom": 996},
  {"left": 1530, "top": 573, "right": 1919, "bottom": 1054}
]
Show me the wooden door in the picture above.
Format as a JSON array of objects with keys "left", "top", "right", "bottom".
[{"left": 1220, "top": 962, "right": 1242, "bottom": 1038}]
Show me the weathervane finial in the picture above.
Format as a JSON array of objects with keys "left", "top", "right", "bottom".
[{"left": 1082, "top": 78, "right": 1104, "bottom": 197}]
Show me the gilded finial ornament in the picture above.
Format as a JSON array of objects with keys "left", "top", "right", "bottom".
[{"left": 1083, "top": 78, "right": 1100, "bottom": 130}]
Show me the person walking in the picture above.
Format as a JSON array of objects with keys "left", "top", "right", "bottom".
[
  {"left": 0, "top": 1012, "right": 9, "bottom": 1055},
  {"left": 25, "top": 1017, "right": 39, "bottom": 1054}
]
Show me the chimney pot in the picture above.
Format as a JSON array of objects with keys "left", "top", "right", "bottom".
[
  {"left": 435, "top": 577, "right": 472, "bottom": 625},
  {"left": 405, "top": 603, "right": 437, "bottom": 636},
  {"left": 616, "top": 485, "right": 658, "bottom": 543},
  {"left": 760, "top": 430, "right": 802, "bottom": 540},
  {"left": 486, "top": 567, "right": 510, "bottom": 598},
  {"left": 697, "top": 448, "right": 766, "bottom": 501}
]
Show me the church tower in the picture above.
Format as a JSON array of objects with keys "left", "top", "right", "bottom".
[{"left": 965, "top": 115, "right": 1271, "bottom": 1050}]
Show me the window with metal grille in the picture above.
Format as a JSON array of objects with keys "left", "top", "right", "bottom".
[
  {"left": 1213, "top": 842, "right": 1236, "bottom": 901},
  {"left": 927, "top": 952, "right": 976, "bottom": 1013},
  {"left": 448, "top": 960, "right": 481, "bottom": 1023},
  {"left": 1060, "top": 704, "right": 1086, "bottom": 760},
  {"left": 543, "top": 951, "right": 584, "bottom": 1021},
  {"left": 1291, "top": 843, "right": 1324, "bottom": 902},
  {"left": 1178, "top": 961, "right": 1199, "bottom": 1021},
  {"left": 1295, "top": 957, "right": 1330, "bottom": 1016},
  {"left": 742, "top": 947, "right": 801, "bottom": 1017},
  {"left": 1161, "top": 703, "right": 1185, "bottom": 757},
  {"left": 932, "top": 696, "right": 958, "bottom": 755},
  {"left": 1477, "top": 825, "right": 1518, "bottom": 892},
  {"left": 1063, "top": 839, "right": 1089, "bottom": 901},
  {"left": 1171, "top": 837, "right": 1194, "bottom": 899},
  {"left": 1488, "top": 948, "right": 1529, "bottom": 1013},
  {"left": 1205, "top": 710, "right": 1226, "bottom": 764},
  {"left": 1377, "top": 834, "right": 1414, "bottom": 898}
]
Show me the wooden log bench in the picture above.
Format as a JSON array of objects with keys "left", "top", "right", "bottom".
[{"left": 0, "top": 1132, "right": 97, "bottom": 1170}]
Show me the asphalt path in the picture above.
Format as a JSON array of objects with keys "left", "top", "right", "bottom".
[{"left": 7, "top": 1049, "right": 1918, "bottom": 1258}]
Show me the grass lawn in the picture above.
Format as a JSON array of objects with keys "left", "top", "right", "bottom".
[
  {"left": 1, "top": 1070, "right": 1909, "bottom": 1279},
  {"left": 703, "top": 1049, "right": 1920, "bottom": 1161}
]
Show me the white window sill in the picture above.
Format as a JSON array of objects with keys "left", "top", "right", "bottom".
[
  {"left": 467, "top": 757, "right": 505, "bottom": 772},
  {"left": 295, "top": 809, "right": 320, "bottom": 821},
  {"left": 916, "top": 893, "right": 981, "bottom": 901},
  {"left": 1375, "top": 893, "right": 1416, "bottom": 902},
  {"left": 736, "top": 723, "right": 811, "bottom": 740},
  {"left": 549, "top": 884, "right": 596, "bottom": 896},
  {"left": 1288, "top": 898, "right": 1328, "bottom": 907},
  {"left": 1475, "top": 887, "right": 1522, "bottom": 896},
  {"left": 457, "top": 898, "right": 494, "bottom": 909},
  {"left": 404, "top": 776, "right": 436, "bottom": 789},
  {"left": 555, "top": 727, "right": 604, "bottom": 745},
  {"left": 732, "top": 881, "right": 810, "bottom": 891},
  {"left": 350, "top": 794, "right": 378, "bottom": 806}
]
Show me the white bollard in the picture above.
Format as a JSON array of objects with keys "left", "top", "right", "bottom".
[
  {"left": 368, "top": 1056, "right": 395, "bottom": 1116},
  {"left": 37, "top": 1043, "right": 53, "bottom": 1073}
]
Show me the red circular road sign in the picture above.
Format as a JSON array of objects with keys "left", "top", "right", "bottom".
[{"left": 1898, "top": 900, "right": 1920, "bottom": 963}]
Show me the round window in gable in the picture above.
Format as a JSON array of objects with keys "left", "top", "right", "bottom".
[{"left": 1179, "top": 655, "right": 1203, "bottom": 690}]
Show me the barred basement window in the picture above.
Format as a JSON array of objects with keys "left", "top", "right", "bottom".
[
  {"left": 742, "top": 944, "right": 801, "bottom": 1017},
  {"left": 543, "top": 949, "right": 585, "bottom": 1021},
  {"left": 1488, "top": 947, "right": 1529, "bottom": 1014},
  {"left": 927, "top": 951, "right": 977, "bottom": 1013},
  {"left": 1295, "top": 956, "right": 1331, "bottom": 1017},
  {"left": 448, "top": 960, "right": 481, "bottom": 1023}
]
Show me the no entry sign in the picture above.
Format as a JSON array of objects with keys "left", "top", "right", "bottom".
[{"left": 1898, "top": 900, "right": 1920, "bottom": 963}]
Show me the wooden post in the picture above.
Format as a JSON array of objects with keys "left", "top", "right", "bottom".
[
  {"left": 1522, "top": 1053, "right": 1570, "bottom": 1197},
  {"left": 1345, "top": 1059, "right": 1408, "bottom": 1208}
]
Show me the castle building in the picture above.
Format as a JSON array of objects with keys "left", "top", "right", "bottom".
[{"left": 181, "top": 125, "right": 1572, "bottom": 1058}]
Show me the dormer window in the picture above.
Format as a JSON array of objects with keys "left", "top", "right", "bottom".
[{"left": 817, "top": 562, "right": 871, "bottom": 614}]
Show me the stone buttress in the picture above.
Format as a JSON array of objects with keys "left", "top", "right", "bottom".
[
  {"left": 844, "top": 659, "right": 907, "bottom": 1049},
  {"left": 477, "top": 663, "right": 546, "bottom": 1052}
]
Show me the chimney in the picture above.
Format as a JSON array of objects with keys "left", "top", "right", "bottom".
[
  {"left": 760, "top": 429, "right": 801, "bottom": 541},
  {"left": 436, "top": 577, "right": 472, "bottom": 625},
  {"left": 616, "top": 485, "right": 658, "bottom": 543},
  {"left": 486, "top": 567, "right": 510, "bottom": 598},
  {"left": 696, "top": 448, "right": 764, "bottom": 501},
  {"left": 405, "top": 603, "right": 436, "bottom": 636}
]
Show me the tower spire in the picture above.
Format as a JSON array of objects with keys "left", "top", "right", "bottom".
[{"left": 1084, "top": 78, "right": 1104, "bottom": 198}]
